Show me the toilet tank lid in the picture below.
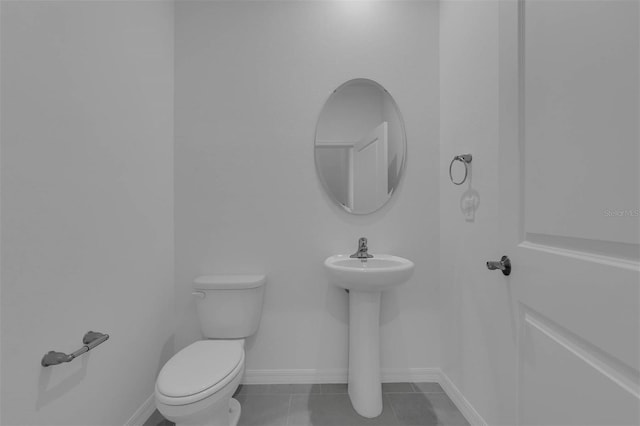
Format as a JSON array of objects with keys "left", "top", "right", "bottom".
[{"left": 193, "top": 274, "right": 266, "bottom": 290}]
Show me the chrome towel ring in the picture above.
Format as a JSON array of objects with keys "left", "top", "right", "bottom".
[{"left": 449, "top": 154, "right": 472, "bottom": 185}]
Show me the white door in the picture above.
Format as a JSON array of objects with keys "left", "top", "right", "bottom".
[
  {"left": 351, "top": 122, "right": 388, "bottom": 212},
  {"left": 498, "top": 1, "right": 639, "bottom": 425}
]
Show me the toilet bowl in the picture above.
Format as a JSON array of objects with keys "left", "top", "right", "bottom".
[
  {"left": 155, "top": 275, "right": 266, "bottom": 426},
  {"left": 155, "top": 340, "right": 245, "bottom": 426}
]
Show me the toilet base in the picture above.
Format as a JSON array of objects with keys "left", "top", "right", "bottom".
[
  {"left": 156, "top": 363, "right": 244, "bottom": 426},
  {"left": 228, "top": 398, "right": 241, "bottom": 426},
  {"left": 169, "top": 397, "right": 241, "bottom": 426}
]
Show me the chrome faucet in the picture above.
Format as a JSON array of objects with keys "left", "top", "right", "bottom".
[{"left": 350, "top": 237, "right": 374, "bottom": 260}]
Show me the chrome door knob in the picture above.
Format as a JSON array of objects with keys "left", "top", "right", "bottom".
[{"left": 486, "top": 255, "right": 511, "bottom": 276}]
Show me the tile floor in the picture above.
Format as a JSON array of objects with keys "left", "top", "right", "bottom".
[{"left": 144, "top": 382, "right": 470, "bottom": 426}]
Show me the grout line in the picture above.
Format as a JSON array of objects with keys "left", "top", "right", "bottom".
[
  {"left": 384, "top": 394, "right": 401, "bottom": 423},
  {"left": 284, "top": 394, "right": 293, "bottom": 426}
]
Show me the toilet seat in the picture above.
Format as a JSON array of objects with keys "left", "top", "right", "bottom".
[{"left": 155, "top": 340, "right": 244, "bottom": 406}]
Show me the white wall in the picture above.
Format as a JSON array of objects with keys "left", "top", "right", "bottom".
[
  {"left": 439, "top": 1, "right": 516, "bottom": 424},
  {"left": 174, "top": 0, "right": 440, "bottom": 380},
  {"left": 1, "top": 2, "right": 174, "bottom": 425}
]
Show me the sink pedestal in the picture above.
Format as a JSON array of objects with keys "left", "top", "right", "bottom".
[
  {"left": 323, "top": 254, "right": 414, "bottom": 419},
  {"left": 348, "top": 291, "right": 382, "bottom": 418}
]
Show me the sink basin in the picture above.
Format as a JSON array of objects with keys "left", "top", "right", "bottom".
[
  {"left": 323, "top": 253, "right": 414, "bottom": 418},
  {"left": 324, "top": 254, "right": 414, "bottom": 292}
]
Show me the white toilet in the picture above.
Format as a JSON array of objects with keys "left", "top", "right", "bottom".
[{"left": 155, "top": 275, "right": 266, "bottom": 426}]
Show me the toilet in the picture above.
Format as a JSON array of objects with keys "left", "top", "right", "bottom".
[{"left": 155, "top": 275, "right": 266, "bottom": 426}]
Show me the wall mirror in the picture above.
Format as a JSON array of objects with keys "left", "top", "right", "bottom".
[{"left": 315, "top": 79, "right": 407, "bottom": 214}]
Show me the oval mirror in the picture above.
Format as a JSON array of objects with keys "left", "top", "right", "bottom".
[{"left": 315, "top": 79, "right": 406, "bottom": 214}]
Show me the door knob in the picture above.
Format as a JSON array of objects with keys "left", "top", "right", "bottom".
[{"left": 486, "top": 255, "right": 511, "bottom": 276}]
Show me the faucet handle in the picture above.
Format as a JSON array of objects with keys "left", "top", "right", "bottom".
[{"left": 350, "top": 237, "right": 373, "bottom": 259}]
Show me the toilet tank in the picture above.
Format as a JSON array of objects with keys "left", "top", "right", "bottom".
[{"left": 192, "top": 275, "right": 266, "bottom": 339}]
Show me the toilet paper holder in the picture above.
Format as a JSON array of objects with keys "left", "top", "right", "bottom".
[{"left": 41, "top": 331, "right": 109, "bottom": 367}]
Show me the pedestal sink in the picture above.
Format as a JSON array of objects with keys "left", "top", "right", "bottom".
[{"left": 324, "top": 254, "right": 415, "bottom": 418}]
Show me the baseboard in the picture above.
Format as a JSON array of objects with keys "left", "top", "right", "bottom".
[
  {"left": 438, "top": 372, "right": 488, "bottom": 426},
  {"left": 381, "top": 367, "right": 441, "bottom": 383},
  {"left": 242, "top": 367, "right": 440, "bottom": 385},
  {"left": 124, "top": 393, "right": 156, "bottom": 426},
  {"left": 243, "top": 368, "right": 345, "bottom": 384}
]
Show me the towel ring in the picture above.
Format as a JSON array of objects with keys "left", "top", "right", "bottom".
[{"left": 449, "top": 154, "right": 472, "bottom": 185}]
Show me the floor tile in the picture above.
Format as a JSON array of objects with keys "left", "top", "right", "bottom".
[
  {"left": 236, "top": 394, "right": 291, "bottom": 426},
  {"left": 235, "top": 384, "right": 271, "bottom": 394},
  {"left": 269, "top": 384, "right": 322, "bottom": 394},
  {"left": 145, "top": 382, "right": 469, "bottom": 426},
  {"left": 388, "top": 393, "right": 470, "bottom": 426},
  {"left": 288, "top": 393, "right": 400, "bottom": 426},
  {"left": 387, "top": 393, "right": 439, "bottom": 426},
  {"left": 382, "top": 383, "right": 415, "bottom": 393},
  {"left": 411, "top": 383, "right": 445, "bottom": 394},
  {"left": 142, "top": 410, "right": 173, "bottom": 426},
  {"left": 427, "top": 393, "right": 470, "bottom": 426},
  {"left": 320, "top": 383, "right": 348, "bottom": 394}
]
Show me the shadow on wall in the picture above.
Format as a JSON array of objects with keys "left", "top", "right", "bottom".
[
  {"left": 325, "top": 286, "right": 350, "bottom": 326},
  {"left": 156, "top": 335, "right": 176, "bottom": 378},
  {"left": 37, "top": 354, "right": 89, "bottom": 410},
  {"left": 457, "top": 163, "right": 480, "bottom": 222}
]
